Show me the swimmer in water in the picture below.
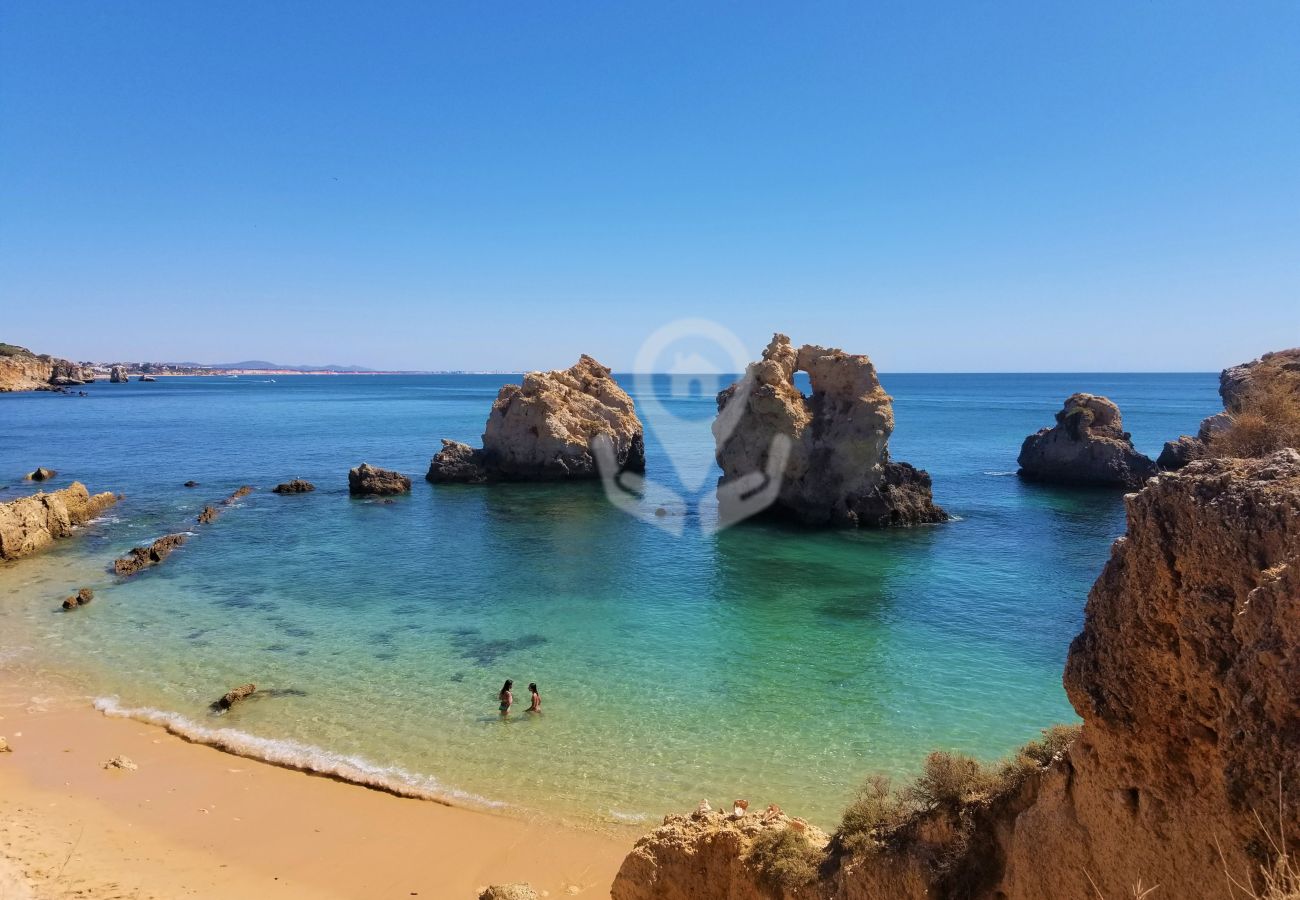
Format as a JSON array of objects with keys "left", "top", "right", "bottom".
[
  {"left": 526, "top": 682, "right": 541, "bottom": 713},
  {"left": 498, "top": 679, "right": 513, "bottom": 717}
]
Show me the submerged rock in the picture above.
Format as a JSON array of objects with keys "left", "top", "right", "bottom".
[
  {"left": 222, "top": 485, "right": 254, "bottom": 505},
  {"left": 25, "top": 467, "right": 56, "bottom": 481},
  {"left": 61, "top": 587, "right": 94, "bottom": 610},
  {"left": 349, "top": 464, "right": 411, "bottom": 496},
  {"left": 271, "top": 479, "right": 315, "bottom": 494},
  {"left": 113, "top": 533, "right": 187, "bottom": 576},
  {"left": 712, "top": 334, "right": 946, "bottom": 527},
  {"left": 213, "top": 683, "right": 256, "bottom": 710},
  {"left": 183, "top": 480, "right": 200, "bottom": 488},
  {"left": 427, "top": 355, "right": 644, "bottom": 483},
  {"left": 0, "top": 482, "right": 119, "bottom": 561},
  {"left": 1017, "top": 393, "right": 1157, "bottom": 487}
]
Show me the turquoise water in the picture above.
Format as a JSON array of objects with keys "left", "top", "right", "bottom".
[{"left": 0, "top": 372, "right": 1218, "bottom": 827}]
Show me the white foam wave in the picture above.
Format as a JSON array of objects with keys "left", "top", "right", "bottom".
[
  {"left": 983, "top": 471, "right": 1018, "bottom": 476},
  {"left": 92, "top": 696, "right": 506, "bottom": 810}
]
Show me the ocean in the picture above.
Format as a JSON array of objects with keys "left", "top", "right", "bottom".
[{"left": 0, "top": 371, "right": 1219, "bottom": 828}]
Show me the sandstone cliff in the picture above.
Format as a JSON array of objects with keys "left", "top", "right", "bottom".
[
  {"left": 0, "top": 482, "right": 119, "bottom": 560},
  {"left": 427, "top": 355, "right": 645, "bottom": 483},
  {"left": 1161, "top": 347, "right": 1300, "bottom": 468},
  {"left": 1017, "top": 393, "right": 1157, "bottom": 487},
  {"left": 712, "top": 334, "right": 945, "bottom": 527},
  {"left": 614, "top": 451, "right": 1300, "bottom": 900}
]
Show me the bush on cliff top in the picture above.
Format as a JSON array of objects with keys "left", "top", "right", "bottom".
[
  {"left": 746, "top": 825, "right": 824, "bottom": 892},
  {"left": 1207, "top": 381, "right": 1300, "bottom": 460}
]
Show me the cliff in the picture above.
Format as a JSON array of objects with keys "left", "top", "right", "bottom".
[
  {"left": 427, "top": 355, "right": 645, "bottom": 483},
  {"left": 1018, "top": 393, "right": 1158, "bottom": 487},
  {"left": 0, "top": 482, "right": 120, "bottom": 560},
  {"left": 712, "top": 334, "right": 946, "bottom": 527},
  {"left": 0, "top": 343, "right": 94, "bottom": 391},
  {"left": 614, "top": 451, "right": 1300, "bottom": 899}
]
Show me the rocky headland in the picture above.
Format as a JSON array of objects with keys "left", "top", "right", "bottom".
[
  {"left": 1160, "top": 347, "right": 1300, "bottom": 469},
  {"left": 613, "top": 450, "right": 1300, "bottom": 900},
  {"left": 0, "top": 343, "right": 95, "bottom": 392},
  {"left": 1017, "top": 393, "right": 1157, "bottom": 487},
  {"left": 712, "top": 334, "right": 946, "bottom": 527},
  {"left": 427, "top": 355, "right": 645, "bottom": 483},
  {"left": 0, "top": 482, "right": 119, "bottom": 561}
]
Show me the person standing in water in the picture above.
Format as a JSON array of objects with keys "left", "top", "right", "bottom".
[
  {"left": 526, "top": 682, "right": 541, "bottom": 713},
  {"left": 498, "top": 679, "right": 513, "bottom": 717}
]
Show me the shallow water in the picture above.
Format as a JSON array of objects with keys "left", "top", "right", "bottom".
[{"left": 0, "top": 371, "right": 1218, "bottom": 827}]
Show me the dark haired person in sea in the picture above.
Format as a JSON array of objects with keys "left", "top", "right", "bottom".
[
  {"left": 498, "top": 679, "right": 513, "bottom": 717},
  {"left": 526, "top": 682, "right": 541, "bottom": 713}
]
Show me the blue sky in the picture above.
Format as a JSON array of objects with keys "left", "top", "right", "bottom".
[{"left": 2, "top": 2, "right": 1297, "bottom": 371}]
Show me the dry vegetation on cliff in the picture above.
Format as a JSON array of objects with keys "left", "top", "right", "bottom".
[{"left": 1205, "top": 380, "right": 1300, "bottom": 460}]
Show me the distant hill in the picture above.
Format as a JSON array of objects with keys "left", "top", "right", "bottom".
[{"left": 209, "top": 360, "right": 375, "bottom": 372}]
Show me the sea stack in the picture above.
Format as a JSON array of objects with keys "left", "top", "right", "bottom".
[
  {"left": 713, "top": 334, "right": 946, "bottom": 527},
  {"left": 0, "top": 482, "right": 119, "bottom": 561},
  {"left": 348, "top": 463, "right": 411, "bottom": 496},
  {"left": 1017, "top": 393, "right": 1157, "bottom": 487},
  {"left": 1160, "top": 346, "right": 1300, "bottom": 469},
  {"left": 426, "top": 355, "right": 644, "bottom": 483},
  {"left": 109, "top": 365, "right": 129, "bottom": 383}
]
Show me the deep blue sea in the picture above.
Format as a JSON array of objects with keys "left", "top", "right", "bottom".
[{"left": 0, "top": 371, "right": 1219, "bottom": 828}]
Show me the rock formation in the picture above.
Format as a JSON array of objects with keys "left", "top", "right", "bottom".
[
  {"left": 213, "top": 683, "right": 256, "bottom": 711},
  {"left": 109, "top": 365, "right": 129, "bottom": 383},
  {"left": 1017, "top": 393, "right": 1157, "bottom": 487},
  {"left": 1161, "top": 347, "right": 1300, "bottom": 469},
  {"left": 478, "top": 885, "right": 540, "bottom": 900},
  {"left": 0, "top": 482, "right": 119, "bottom": 561},
  {"left": 427, "top": 355, "right": 645, "bottom": 483},
  {"left": 272, "top": 479, "right": 315, "bottom": 494},
  {"left": 0, "top": 736, "right": 10, "bottom": 753},
  {"left": 61, "top": 587, "right": 95, "bottom": 610},
  {"left": 613, "top": 451, "right": 1300, "bottom": 900},
  {"left": 349, "top": 463, "right": 411, "bottom": 496},
  {"left": 222, "top": 485, "right": 254, "bottom": 505},
  {"left": 113, "top": 533, "right": 187, "bottom": 576},
  {"left": 712, "top": 334, "right": 946, "bottom": 527},
  {"left": 1, "top": 343, "right": 97, "bottom": 391},
  {"left": 197, "top": 505, "right": 219, "bottom": 525},
  {"left": 25, "top": 467, "right": 56, "bottom": 481}
]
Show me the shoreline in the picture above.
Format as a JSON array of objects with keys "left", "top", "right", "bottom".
[{"left": 0, "top": 670, "right": 635, "bottom": 899}]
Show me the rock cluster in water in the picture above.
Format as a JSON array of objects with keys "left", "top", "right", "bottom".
[
  {"left": 614, "top": 450, "right": 1300, "bottom": 900},
  {"left": 1159, "top": 347, "right": 1300, "bottom": 469},
  {"left": 272, "top": 479, "right": 315, "bottom": 494},
  {"left": 1017, "top": 393, "right": 1157, "bottom": 487},
  {"left": 0, "top": 482, "right": 119, "bottom": 561},
  {"left": 113, "top": 533, "right": 188, "bottom": 576},
  {"left": 349, "top": 463, "right": 411, "bottom": 496},
  {"left": 428, "top": 355, "right": 644, "bottom": 484},
  {"left": 61, "top": 587, "right": 95, "bottom": 610},
  {"left": 712, "top": 334, "right": 946, "bottom": 527}
]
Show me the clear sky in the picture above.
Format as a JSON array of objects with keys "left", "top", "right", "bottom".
[{"left": 2, "top": 2, "right": 1297, "bottom": 372}]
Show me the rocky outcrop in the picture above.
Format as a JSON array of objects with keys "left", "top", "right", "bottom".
[
  {"left": 0, "top": 483, "right": 119, "bottom": 561},
  {"left": 427, "top": 355, "right": 645, "bottom": 483},
  {"left": 222, "top": 485, "right": 254, "bottom": 505},
  {"left": 272, "top": 479, "right": 315, "bottom": 494},
  {"left": 61, "top": 587, "right": 95, "bottom": 610},
  {"left": 349, "top": 464, "right": 411, "bottom": 496},
  {"left": 197, "top": 505, "right": 219, "bottom": 525},
  {"left": 213, "top": 683, "right": 256, "bottom": 711},
  {"left": 712, "top": 334, "right": 946, "bottom": 527},
  {"left": 1161, "top": 347, "right": 1300, "bottom": 469},
  {"left": 25, "top": 467, "right": 56, "bottom": 481},
  {"left": 1017, "top": 393, "right": 1157, "bottom": 487},
  {"left": 139, "top": 375, "right": 157, "bottom": 382},
  {"left": 0, "top": 344, "right": 93, "bottom": 390},
  {"left": 113, "top": 533, "right": 187, "bottom": 576},
  {"left": 109, "top": 365, "right": 129, "bottom": 383},
  {"left": 614, "top": 452, "right": 1300, "bottom": 900}
]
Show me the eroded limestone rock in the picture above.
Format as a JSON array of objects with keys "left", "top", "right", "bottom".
[
  {"left": 1017, "top": 393, "right": 1157, "bottom": 487},
  {"left": 712, "top": 334, "right": 946, "bottom": 527},
  {"left": 0, "top": 483, "right": 119, "bottom": 561},
  {"left": 348, "top": 464, "right": 411, "bottom": 496},
  {"left": 427, "top": 355, "right": 644, "bottom": 483}
]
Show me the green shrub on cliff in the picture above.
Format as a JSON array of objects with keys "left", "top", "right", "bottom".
[
  {"left": 839, "top": 774, "right": 916, "bottom": 853},
  {"left": 746, "top": 825, "right": 824, "bottom": 891}
]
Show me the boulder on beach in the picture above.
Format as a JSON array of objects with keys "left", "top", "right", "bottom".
[
  {"left": 427, "top": 355, "right": 644, "bottom": 483},
  {"left": 113, "top": 533, "right": 187, "bottom": 576},
  {"left": 271, "top": 479, "right": 315, "bottom": 494},
  {"left": 109, "top": 365, "right": 129, "bottom": 383},
  {"left": 713, "top": 334, "right": 947, "bottom": 527},
  {"left": 214, "top": 683, "right": 256, "bottom": 710},
  {"left": 349, "top": 463, "right": 411, "bottom": 496},
  {"left": 0, "top": 736, "right": 10, "bottom": 753},
  {"left": 1017, "top": 393, "right": 1157, "bottom": 487},
  {"left": 478, "top": 885, "right": 540, "bottom": 900},
  {"left": 0, "top": 482, "right": 120, "bottom": 561}
]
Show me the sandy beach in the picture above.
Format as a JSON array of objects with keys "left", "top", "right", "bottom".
[{"left": 0, "top": 672, "right": 634, "bottom": 900}]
